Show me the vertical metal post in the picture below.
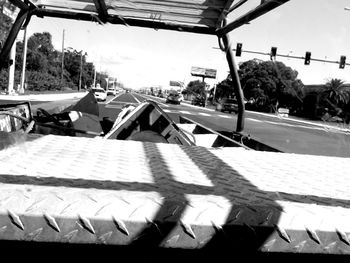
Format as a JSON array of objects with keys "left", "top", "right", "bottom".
[
  {"left": 79, "top": 51, "right": 83, "bottom": 91},
  {"left": 0, "top": 9, "right": 28, "bottom": 69},
  {"left": 7, "top": 43, "right": 16, "bottom": 94},
  {"left": 20, "top": 26, "right": 28, "bottom": 93},
  {"left": 93, "top": 67, "right": 96, "bottom": 88},
  {"left": 221, "top": 19, "right": 245, "bottom": 133}
]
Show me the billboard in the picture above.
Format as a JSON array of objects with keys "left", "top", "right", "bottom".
[
  {"left": 1, "top": 2, "right": 19, "bottom": 21},
  {"left": 169, "top": 80, "right": 184, "bottom": 87},
  {"left": 191, "top": 66, "right": 217, "bottom": 79}
]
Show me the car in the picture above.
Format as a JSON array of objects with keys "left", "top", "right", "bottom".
[
  {"left": 91, "top": 87, "right": 107, "bottom": 101},
  {"left": 166, "top": 92, "right": 183, "bottom": 104},
  {"left": 107, "top": 88, "right": 117, "bottom": 96},
  {"left": 191, "top": 96, "right": 206, "bottom": 107},
  {"left": 215, "top": 98, "right": 238, "bottom": 113}
]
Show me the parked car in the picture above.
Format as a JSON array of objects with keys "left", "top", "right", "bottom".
[
  {"left": 215, "top": 98, "right": 238, "bottom": 113},
  {"left": 107, "top": 87, "right": 117, "bottom": 96},
  {"left": 166, "top": 92, "right": 183, "bottom": 104},
  {"left": 191, "top": 96, "right": 206, "bottom": 107},
  {"left": 91, "top": 87, "right": 107, "bottom": 101}
]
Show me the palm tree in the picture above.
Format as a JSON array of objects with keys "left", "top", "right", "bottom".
[
  {"left": 319, "top": 78, "right": 350, "bottom": 118},
  {"left": 322, "top": 78, "right": 350, "bottom": 105}
]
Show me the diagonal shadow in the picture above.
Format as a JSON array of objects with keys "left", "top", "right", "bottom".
[{"left": 178, "top": 145, "right": 281, "bottom": 252}]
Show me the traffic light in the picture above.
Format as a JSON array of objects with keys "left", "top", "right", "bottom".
[
  {"left": 235, "top": 43, "right": 242, "bottom": 56},
  {"left": 339, "top": 55, "right": 346, "bottom": 69},
  {"left": 304, "top": 52, "right": 311, "bottom": 65},
  {"left": 270, "top": 47, "right": 277, "bottom": 60}
]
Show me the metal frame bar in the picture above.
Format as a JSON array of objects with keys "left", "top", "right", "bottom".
[
  {"left": 221, "top": 19, "right": 245, "bottom": 133},
  {"left": 32, "top": 9, "right": 217, "bottom": 35},
  {"left": 216, "top": 0, "right": 290, "bottom": 37},
  {"left": 0, "top": 8, "right": 29, "bottom": 69},
  {"left": 8, "top": 0, "right": 29, "bottom": 10},
  {"left": 92, "top": 0, "right": 108, "bottom": 23},
  {"left": 227, "top": 0, "right": 248, "bottom": 14}
]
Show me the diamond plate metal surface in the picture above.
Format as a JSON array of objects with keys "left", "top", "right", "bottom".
[{"left": 0, "top": 134, "right": 350, "bottom": 254}]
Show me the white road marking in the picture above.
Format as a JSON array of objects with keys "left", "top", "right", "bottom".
[
  {"left": 136, "top": 94, "right": 169, "bottom": 107},
  {"left": 105, "top": 105, "right": 123, "bottom": 109},
  {"left": 263, "top": 120, "right": 327, "bottom": 131},
  {"left": 198, "top": 112, "right": 211, "bottom": 117},
  {"left": 246, "top": 118, "right": 263, "bottom": 123},
  {"left": 247, "top": 110, "right": 350, "bottom": 133},
  {"left": 131, "top": 93, "right": 141, "bottom": 103},
  {"left": 179, "top": 110, "right": 191, "bottom": 115},
  {"left": 106, "top": 93, "right": 124, "bottom": 104},
  {"left": 217, "top": 114, "right": 231, "bottom": 119}
]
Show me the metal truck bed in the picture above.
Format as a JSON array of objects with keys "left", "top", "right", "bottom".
[{"left": 0, "top": 134, "right": 349, "bottom": 256}]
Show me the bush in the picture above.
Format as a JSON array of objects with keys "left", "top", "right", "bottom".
[{"left": 26, "top": 71, "right": 61, "bottom": 91}]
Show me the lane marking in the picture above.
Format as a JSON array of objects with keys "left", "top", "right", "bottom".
[
  {"left": 131, "top": 93, "right": 141, "bottom": 103},
  {"left": 263, "top": 120, "right": 330, "bottom": 131},
  {"left": 246, "top": 118, "right": 263, "bottom": 123},
  {"left": 106, "top": 93, "right": 124, "bottom": 104},
  {"left": 179, "top": 110, "right": 191, "bottom": 115},
  {"left": 136, "top": 94, "right": 170, "bottom": 108},
  {"left": 246, "top": 110, "right": 350, "bottom": 133},
  {"left": 198, "top": 112, "right": 211, "bottom": 117},
  {"left": 217, "top": 114, "right": 231, "bottom": 119},
  {"left": 105, "top": 105, "right": 123, "bottom": 109}
]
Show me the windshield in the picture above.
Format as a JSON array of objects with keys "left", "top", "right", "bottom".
[{"left": 0, "top": 0, "right": 349, "bottom": 159}]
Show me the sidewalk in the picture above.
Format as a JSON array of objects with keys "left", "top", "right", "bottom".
[{"left": 0, "top": 92, "right": 88, "bottom": 101}]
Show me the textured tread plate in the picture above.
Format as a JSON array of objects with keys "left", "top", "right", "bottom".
[{"left": 0, "top": 134, "right": 349, "bottom": 254}]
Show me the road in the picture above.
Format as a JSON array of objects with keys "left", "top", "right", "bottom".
[{"left": 1, "top": 91, "right": 350, "bottom": 157}]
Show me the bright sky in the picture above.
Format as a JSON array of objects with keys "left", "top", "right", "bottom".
[{"left": 24, "top": 0, "right": 350, "bottom": 89}]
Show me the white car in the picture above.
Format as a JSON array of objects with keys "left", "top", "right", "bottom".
[
  {"left": 107, "top": 88, "right": 117, "bottom": 96},
  {"left": 91, "top": 88, "right": 107, "bottom": 101}
]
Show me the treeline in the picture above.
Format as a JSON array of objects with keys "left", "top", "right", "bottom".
[
  {"left": 0, "top": 30, "right": 110, "bottom": 92},
  {"left": 184, "top": 59, "right": 350, "bottom": 123}
]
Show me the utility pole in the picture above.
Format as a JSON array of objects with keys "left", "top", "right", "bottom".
[
  {"left": 19, "top": 26, "right": 28, "bottom": 94},
  {"left": 61, "top": 29, "right": 65, "bottom": 87},
  {"left": 93, "top": 66, "right": 96, "bottom": 88},
  {"left": 79, "top": 51, "right": 83, "bottom": 91}
]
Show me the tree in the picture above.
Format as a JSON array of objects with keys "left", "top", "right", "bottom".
[
  {"left": 0, "top": 3, "right": 13, "bottom": 49},
  {"left": 238, "top": 59, "right": 304, "bottom": 113},
  {"left": 184, "top": 80, "right": 206, "bottom": 96},
  {"left": 213, "top": 76, "right": 235, "bottom": 101},
  {"left": 319, "top": 78, "right": 350, "bottom": 118},
  {"left": 322, "top": 78, "right": 349, "bottom": 105}
]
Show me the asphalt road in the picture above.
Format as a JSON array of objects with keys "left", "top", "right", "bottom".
[
  {"left": 101, "top": 92, "right": 350, "bottom": 157},
  {"left": 2, "top": 92, "right": 349, "bottom": 157}
]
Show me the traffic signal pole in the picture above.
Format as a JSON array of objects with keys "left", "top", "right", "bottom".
[{"left": 220, "top": 19, "right": 245, "bottom": 133}]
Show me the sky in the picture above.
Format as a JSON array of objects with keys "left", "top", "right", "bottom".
[{"left": 21, "top": 0, "right": 350, "bottom": 89}]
